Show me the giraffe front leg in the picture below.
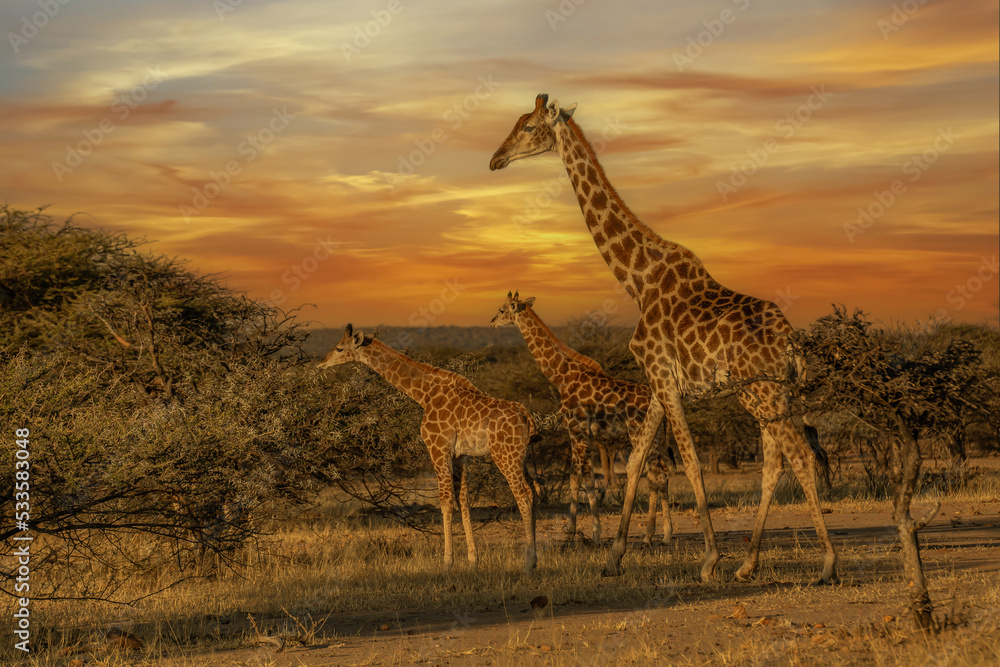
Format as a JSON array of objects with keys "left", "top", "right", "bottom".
[
  {"left": 433, "top": 460, "right": 456, "bottom": 572},
  {"left": 603, "top": 400, "right": 663, "bottom": 576},
  {"left": 581, "top": 434, "right": 602, "bottom": 544},
  {"left": 661, "top": 480, "right": 673, "bottom": 545},
  {"left": 736, "top": 427, "right": 782, "bottom": 582},
  {"left": 643, "top": 485, "right": 657, "bottom": 547},
  {"left": 660, "top": 388, "right": 719, "bottom": 582},
  {"left": 644, "top": 452, "right": 670, "bottom": 546},
  {"left": 454, "top": 456, "right": 478, "bottom": 570},
  {"left": 567, "top": 443, "right": 581, "bottom": 542},
  {"left": 597, "top": 440, "right": 612, "bottom": 504},
  {"left": 655, "top": 431, "right": 674, "bottom": 544},
  {"left": 565, "top": 424, "right": 597, "bottom": 543}
]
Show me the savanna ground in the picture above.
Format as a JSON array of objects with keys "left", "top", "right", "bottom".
[{"left": 7, "top": 460, "right": 999, "bottom": 667}]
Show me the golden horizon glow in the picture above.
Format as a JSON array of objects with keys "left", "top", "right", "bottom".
[{"left": 2, "top": 0, "right": 997, "bottom": 332}]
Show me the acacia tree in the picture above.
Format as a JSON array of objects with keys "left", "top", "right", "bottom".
[
  {"left": 0, "top": 205, "right": 328, "bottom": 599},
  {"left": 795, "top": 306, "right": 987, "bottom": 630}
]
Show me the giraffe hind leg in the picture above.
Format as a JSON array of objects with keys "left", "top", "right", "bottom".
[
  {"left": 454, "top": 456, "right": 478, "bottom": 570},
  {"left": 494, "top": 435, "right": 537, "bottom": 574},
  {"left": 737, "top": 385, "right": 838, "bottom": 585},
  {"left": 776, "top": 419, "right": 839, "bottom": 584}
]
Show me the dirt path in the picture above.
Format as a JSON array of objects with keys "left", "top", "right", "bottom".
[{"left": 155, "top": 500, "right": 999, "bottom": 666}]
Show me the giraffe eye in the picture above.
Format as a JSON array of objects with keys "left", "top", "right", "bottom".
[
  {"left": 524, "top": 125, "right": 535, "bottom": 133},
  {"left": 335, "top": 347, "right": 343, "bottom": 352}
]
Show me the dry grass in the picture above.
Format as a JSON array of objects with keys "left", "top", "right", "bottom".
[{"left": 3, "top": 464, "right": 998, "bottom": 666}]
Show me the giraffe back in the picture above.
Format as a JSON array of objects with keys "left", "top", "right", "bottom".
[
  {"left": 423, "top": 384, "right": 535, "bottom": 460},
  {"left": 631, "top": 259, "right": 796, "bottom": 394}
]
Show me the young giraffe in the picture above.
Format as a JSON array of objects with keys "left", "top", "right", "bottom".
[
  {"left": 490, "top": 291, "right": 673, "bottom": 547},
  {"left": 318, "top": 324, "right": 537, "bottom": 573},
  {"left": 489, "top": 94, "right": 838, "bottom": 584}
]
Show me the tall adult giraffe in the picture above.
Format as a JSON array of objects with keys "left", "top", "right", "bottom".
[
  {"left": 318, "top": 325, "right": 537, "bottom": 573},
  {"left": 489, "top": 94, "right": 837, "bottom": 584},
  {"left": 490, "top": 291, "right": 673, "bottom": 547}
]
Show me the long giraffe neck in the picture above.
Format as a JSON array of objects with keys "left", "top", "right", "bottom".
[
  {"left": 514, "top": 307, "right": 603, "bottom": 387},
  {"left": 357, "top": 339, "right": 473, "bottom": 405},
  {"left": 552, "top": 119, "right": 705, "bottom": 305}
]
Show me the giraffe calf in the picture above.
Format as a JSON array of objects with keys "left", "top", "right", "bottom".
[
  {"left": 490, "top": 292, "right": 673, "bottom": 547},
  {"left": 319, "top": 324, "right": 538, "bottom": 574}
]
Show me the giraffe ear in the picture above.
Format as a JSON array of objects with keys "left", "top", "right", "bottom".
[
  {"left": 557, "top": 103, "right": 577, "bottom": 122},
  {"left": 351, "top": 329, "right": 365, "bottom": 347},
  {"left": 523, "top": 296, "right": 536, "bottom": 307},
  {"left": 547, "top": 99, "right": 576, "bottom": 124}
]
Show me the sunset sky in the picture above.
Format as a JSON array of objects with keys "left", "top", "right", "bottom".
[{"left": 2, "top": 0, "right": 997, "bottom": 332}]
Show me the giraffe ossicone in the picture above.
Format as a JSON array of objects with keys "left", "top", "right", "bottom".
[
  {"left": 489, "top": 95, "right": 838, "bottom": 585},
  {"left": 319, "top": 324, "right": 538, "bottom": 574}
]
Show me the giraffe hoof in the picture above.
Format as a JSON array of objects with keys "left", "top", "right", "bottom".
[
  {"left": 812, "top": 575, "right": 840, "bottom": 586},
  {"left": 601, "top": 563, "right": 623, "bottom": 577}
]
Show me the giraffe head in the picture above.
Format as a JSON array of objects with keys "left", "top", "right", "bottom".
[
  {"left": 489, "top": 291, "right": 536, "bottom": 328},
  {"left": 317, "top": 324, "right": 370, "bottom": 369},
  {"left": 489, "top": 94, "right": 577, "bottom": 171}
]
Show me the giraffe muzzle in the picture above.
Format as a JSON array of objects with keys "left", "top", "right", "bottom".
[{"left": 489, "top": 152, "right": 508, "bottom": 171}]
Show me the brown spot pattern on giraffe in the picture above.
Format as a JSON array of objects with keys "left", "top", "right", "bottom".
[
  {"left": 318, "top": 333, "right": 537, "bottom": 572},
  {"left": 491, "top": 296, "right": 674, "bottom": 543},
  {"left": 487, "top": 98, "right": 838, "bottom": 583},
  {"left": 605, "top": 213, "right": 626, "bottom": 236}
]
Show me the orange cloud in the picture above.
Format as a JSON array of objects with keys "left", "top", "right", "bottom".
[{"left": 1, "top": 0, "right": 995, "bottom": 333}]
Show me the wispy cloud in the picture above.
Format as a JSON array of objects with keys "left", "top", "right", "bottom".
[{"left": 1, "top": 0, "right": 996, "bottom": 329}]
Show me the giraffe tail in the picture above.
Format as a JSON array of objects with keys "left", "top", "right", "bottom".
[
  {"left": 787, "top": 345, "right": 808, "bottom": 384},
  {"left": 523, "top": 407, "right": 539, "bottom": 440},
  {"left": 522, "top": 408, "right": 543, "bottom": 499}
]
